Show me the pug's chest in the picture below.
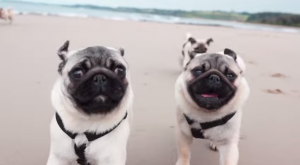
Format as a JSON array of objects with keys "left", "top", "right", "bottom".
[
  {"left": 53, "top": 131, "right": 127, "bottom": 165},
  {"left": 185, "top": 118, "right": 238, "bottom": 142},
  {"left": 51, "top": 120, "right": 130, "bottom": 165},
  {"left": 202, "top": 124, "right": 235, "bottom": 142}
]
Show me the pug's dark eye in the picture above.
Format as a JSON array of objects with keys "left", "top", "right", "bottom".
[
  {"left": 192, "top": 68, "right": 202, "bottom": 77},
  {"left": 115, "top": 67, "right": 126, "bottom": 77},
  {"left": 71, "top": 69, "right": 84, "bottom": 79},
  {"left": 226, "top": 73, "right": 235, "bottom": 79}
]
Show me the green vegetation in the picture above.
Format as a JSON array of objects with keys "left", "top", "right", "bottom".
[
  {"left": 129, "top": 8, "right": 300, "bottom": 27},
  {"left": 98, "top": 7, "right": 300, "bottom": 27},
  {"left": 247, "top": 12, "right": 300, "bottom": 27},
  {"left": 180, "top": 11, "right": 249, "bottom": 21},
  {"left": 115, "top": 8, "right": 249, "bottom": 21},
  {"left": 7, "top": 0, "right": 300, "bottom": 27}
]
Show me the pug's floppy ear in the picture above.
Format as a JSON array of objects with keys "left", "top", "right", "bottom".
[
  {"left": 118, "top": 47, "right": 125, "bottom": 56},
  {"left": 185, "top": 32, "right": 196, "bottom": 44},
  {"left": 206, "top": 38, "right": 213, "bottom": 45},
  {"left": 188, "top": 37, "right": 197, "bottom": 44},
  {"left": 57, "top": 40, "right": 69, "bottom": 61},
  {"left": 224, "top": 48, "right": 237, "bottom": 61}
]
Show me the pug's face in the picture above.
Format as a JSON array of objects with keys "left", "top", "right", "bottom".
[
  {"left": 182, "top": 37, "right": 213, "bottom": 60},
  {"left": 183, "top": 49, "right": 242, "bottom": 110},
  {"left": 57, "top": 41, "right": 129, "bottom": 114},
  {"left": 189, "top": 37, "right": 213, "bottom": 54}
]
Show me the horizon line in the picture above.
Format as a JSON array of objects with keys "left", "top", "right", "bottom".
[{"left": 1, "top": 0, "right": 300, "bottom": 15}]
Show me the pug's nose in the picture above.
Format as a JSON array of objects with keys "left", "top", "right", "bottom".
[
  {"left": 209, "top": 74, "right": 220, "bottom": 84},
  {"left": 93, "top": 74, "right": 106, "bottom": 85}
]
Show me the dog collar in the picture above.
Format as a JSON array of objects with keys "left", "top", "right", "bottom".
[
  {"left": 55, "top": 112, "right": 128, "bottom": 165},
  {"left": 184, "top": 112, "right": 236, "bottom": 139}
]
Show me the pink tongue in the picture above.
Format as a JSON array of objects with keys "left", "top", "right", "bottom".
[{"left": 201, "top": 94, "right": 218, "bottom": 98}]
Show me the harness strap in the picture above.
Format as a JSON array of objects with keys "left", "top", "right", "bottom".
[
  {"left": 184, "top": 112, "right": 236, "bottom": 139},
  {"left": 55, "top": 112, "right": 128, "bottom": 165},
  {"left": 74, "top": 144, "right": 90, "bottom": 165},
  {"left": 56, "top": 113, "right": 77, "bottom": 139}
]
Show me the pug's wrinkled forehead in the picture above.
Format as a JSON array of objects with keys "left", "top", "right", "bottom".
[
  {"left": 186, "top": 49, "right": 241, "bottom": 74},
  {"left": 57, "top": 41, "right": 127, "bottom": 75}
]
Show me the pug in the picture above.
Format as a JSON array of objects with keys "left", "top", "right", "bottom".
[
  {"left": 47, "top": 41, "right": 134, "bottom": 165},
  {"left": 174, "top": 49, "right": 250, "bottom": 165},
  {"left": 0, "top": 7, "right": 13, "bottom": 24},
  {"left": 180, "top": 33, "right": 213, "bottom": 68}
]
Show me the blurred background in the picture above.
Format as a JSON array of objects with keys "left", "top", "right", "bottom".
[
  {"left": 0, "top": 0, "right": 299, "bottom": 165},
  {"left": 1, "top": 0, "right": 300, "bottom": 32}
]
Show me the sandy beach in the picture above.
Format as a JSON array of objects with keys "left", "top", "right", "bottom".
[{"left": 0, "top": 15, "right": 300, "bottom": 165}]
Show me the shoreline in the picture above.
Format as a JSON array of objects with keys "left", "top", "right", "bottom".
[{"left": 11, "top": 11, "right": 300, "bottom": 34}]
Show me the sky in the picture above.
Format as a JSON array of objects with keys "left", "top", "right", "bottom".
[{"left": 5, "top": 0, "right": 300, "bottom": 14}]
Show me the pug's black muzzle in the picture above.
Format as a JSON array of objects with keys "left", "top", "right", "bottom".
[
  {"left": 69, "top": 68, "right": 127, "bottom": 114},
  {"left": 194, "top": 46, "right": 207, "bottom": 54},
  {"left": 188, "top": 69, "right": 236, "bottom": 110}
]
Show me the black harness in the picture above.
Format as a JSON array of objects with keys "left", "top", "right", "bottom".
[
  {"left": 56, "top": 112, "right": 128, "bottom": 165},
  {"left": 184, "top": 112, "right": 236, "bottom": 139}
]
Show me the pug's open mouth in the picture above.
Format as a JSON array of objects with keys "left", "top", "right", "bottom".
[
  {"left": 201, "top": 94, "right": 218, "bottom": 98},
  {"left": 188, "top": 70, "right": 236, "bottom": 110}
]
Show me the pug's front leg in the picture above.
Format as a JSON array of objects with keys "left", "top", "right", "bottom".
[
  {"left": 218, "top": 142, "right": 239, "bottom": 165},
  {"left": 46, "top": 153, "right": 69, "bottom": 165},
  {"left": 175, "top": 127, "right": 193, "bottom": 165}
]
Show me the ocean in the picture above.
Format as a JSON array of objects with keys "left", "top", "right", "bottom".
[{"left": 1, "top": 0, "right": 300, "bottom": 33}]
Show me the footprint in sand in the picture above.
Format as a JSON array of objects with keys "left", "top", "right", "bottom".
[
  {"left": 265, "top": 74, "right": 288, "bottom": 95},
  {"left": 265, "top": 89, "right": 284, "bottom": 94},
  {"left": 247, "top": 61, "right": 256, "bottom": 65},
  {"left": 240, "top": 135, "right": 246, "bottom": 140},
  {"left": 271, "top": 73, "right": 286, "bottom": 78}
]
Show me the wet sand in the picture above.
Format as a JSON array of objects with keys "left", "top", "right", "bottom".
[{"left": 0, "top": 15, "right": 300, "bottom": 165}]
